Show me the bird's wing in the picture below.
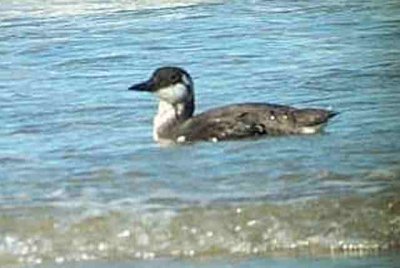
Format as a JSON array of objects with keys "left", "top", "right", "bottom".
[{"left": 174, "top": 103, "right": 336, "bottom": 142}]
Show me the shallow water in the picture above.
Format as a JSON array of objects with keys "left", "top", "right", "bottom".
[
  {"left": 1, "top": 0, "right": 400, "bottom": 267},
  {"left": 37, "top": 254, "right": 400, "bottom": 268}
]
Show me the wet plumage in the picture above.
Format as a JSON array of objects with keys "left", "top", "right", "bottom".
[{"left": 128, "top": 67, "right": 338, "bottom": 144}]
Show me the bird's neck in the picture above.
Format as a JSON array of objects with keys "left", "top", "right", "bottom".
[{"left": 153, "top": 98, "right": 194, "bottom": 142}]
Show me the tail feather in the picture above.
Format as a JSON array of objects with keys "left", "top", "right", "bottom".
[
  {"left": 294, "top": 108, "right": 338, "bottom": 127},
  {"left": 327, "top": 110, "right": 339, "bottom": 119}
]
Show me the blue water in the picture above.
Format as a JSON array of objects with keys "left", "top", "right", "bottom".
[{"left": 1, "top": 0, "right": 400, "bottom": 267}]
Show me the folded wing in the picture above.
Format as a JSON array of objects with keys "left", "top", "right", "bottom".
[{"left": 175, "top": 103, "right": 337, "bottom": 142}]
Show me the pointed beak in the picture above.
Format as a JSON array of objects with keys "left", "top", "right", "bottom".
[{"left": 128, "top": 79, "right": 155, "bottom": 92}]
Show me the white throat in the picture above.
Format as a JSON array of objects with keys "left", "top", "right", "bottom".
[
  {"left": 156, "top": 82, "right": 189, "bottom": 104},
  {"left": 153, "top": 100, "right": 176, "bottom": 141},
  {"left": 153, "top": 99, "right": 192, "bottom": 142},
  {"left": 152, "top": 77, "right": 195, "bottom": 142}
]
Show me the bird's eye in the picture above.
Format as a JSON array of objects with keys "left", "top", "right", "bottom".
[{"left": 170, "top": 74, "right": 179, "bottom": 82}]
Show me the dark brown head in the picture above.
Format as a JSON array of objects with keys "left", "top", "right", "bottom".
[{"left": 129, "top": 67, "right": 194, "bottom": 104}]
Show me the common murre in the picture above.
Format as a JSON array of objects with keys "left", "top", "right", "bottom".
[{"left": 129, "top": 66, "right": 338, "bottom": 144}]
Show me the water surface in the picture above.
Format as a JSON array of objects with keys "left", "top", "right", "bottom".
[{"left": 1, "top": 0, "right": 400, "bottom": 267}]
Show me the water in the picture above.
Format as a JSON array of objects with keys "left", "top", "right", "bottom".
[{"left": 1, "top": 0, "right": 400, "bottom": 267}]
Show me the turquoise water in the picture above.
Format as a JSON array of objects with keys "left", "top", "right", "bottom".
[{"left": 1, "top": 0, "right": 400, "bottom": 267}]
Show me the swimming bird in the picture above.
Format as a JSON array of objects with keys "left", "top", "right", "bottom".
[{"left": 128, "top": 66, "right": 337, "bottom": 144}]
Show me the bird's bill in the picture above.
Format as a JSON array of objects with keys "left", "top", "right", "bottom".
[{"left": 128, "top": 79, "right": 155, "bottom": 92}]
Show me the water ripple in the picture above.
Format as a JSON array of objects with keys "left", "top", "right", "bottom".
[{"left": 1, "top": 0, "right": 400, "bottom": 266}]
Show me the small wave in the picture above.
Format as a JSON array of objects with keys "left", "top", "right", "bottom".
[
  {"left": 0, "top": 156, "right": 29, "bottom": 164},
  {"left": 1, "top": 195, "right": 399, "bottom": 266},
  {"left": 0, "top": 0, "right": 221, "bottom": 20}
]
